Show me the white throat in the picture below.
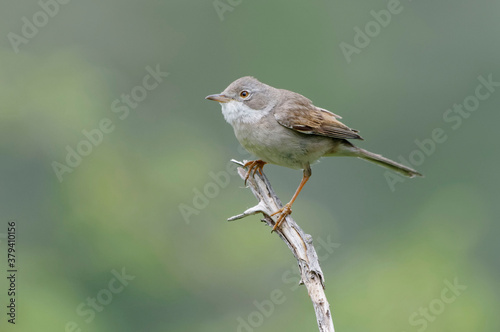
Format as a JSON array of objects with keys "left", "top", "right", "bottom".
[{"left": 220, "top": 100, "right": 271, "bottom": 125}]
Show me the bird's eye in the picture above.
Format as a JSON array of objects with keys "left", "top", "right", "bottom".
[{"left": 240, "top": 90, "right": 249, "bottom": 98}]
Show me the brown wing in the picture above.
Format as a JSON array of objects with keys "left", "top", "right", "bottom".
[
  {"left": 274, "top": 92, "right": 363, "bottom": 140},
  {"left": 318, "top": 107, "right": 342, "bottom": 119}
]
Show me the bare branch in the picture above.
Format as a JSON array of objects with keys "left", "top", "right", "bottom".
[{"left": 229, "top": 160, "right": 335, "bottom": 332}]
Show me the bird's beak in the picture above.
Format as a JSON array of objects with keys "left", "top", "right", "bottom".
[{"left": 205, "top": 94, "right": 232, "bottom": 103}]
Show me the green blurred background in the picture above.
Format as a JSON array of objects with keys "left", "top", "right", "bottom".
[{"left": 1, "top": 0, "right": 499, "bottom": 331}]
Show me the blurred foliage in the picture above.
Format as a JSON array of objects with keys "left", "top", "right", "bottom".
[{"left": 1, "top": 0, "right": 499, "bottom": 331}]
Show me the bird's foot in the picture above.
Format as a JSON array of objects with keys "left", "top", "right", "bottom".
[
  {"left": 243, "top": 160, "right": 267, "bottom": 185},
  {"left": 270, "top": 203, "right": 292, "bottom": 232}
]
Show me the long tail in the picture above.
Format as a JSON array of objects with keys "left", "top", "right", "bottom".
[{"left": 356, "top": 147, "right": 422, "bottom": 178}]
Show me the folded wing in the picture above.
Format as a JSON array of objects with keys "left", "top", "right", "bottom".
[{"left": 274, "top": 92, "right": 363, "bottom": 140}]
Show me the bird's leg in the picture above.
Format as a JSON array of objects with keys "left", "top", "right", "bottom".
[
  {"left": 271, "top": 165, "right": 311, "bottom": 232},
  {"left": 243, "top": 160, "right": 267, "bottom": 185}
]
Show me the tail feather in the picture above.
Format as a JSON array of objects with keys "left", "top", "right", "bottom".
[{"left": 356, "top": 147, "right": 422, "bottom": 178}]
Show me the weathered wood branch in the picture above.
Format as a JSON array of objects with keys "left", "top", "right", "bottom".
[{"left": 228, "top": 160, "right": 335, "bottom": 332}]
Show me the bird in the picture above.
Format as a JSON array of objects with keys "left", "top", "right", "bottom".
[{"left": 206, "top": 76, "right": 421, "bottom": 231}]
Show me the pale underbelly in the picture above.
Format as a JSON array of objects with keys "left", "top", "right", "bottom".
[{"left": 236, "top": 129, "right": 338, "bottom": 170}]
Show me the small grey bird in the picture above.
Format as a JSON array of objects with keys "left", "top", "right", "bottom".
[{"left": 206, "top": 76, "right": 421, "bottom": 231}]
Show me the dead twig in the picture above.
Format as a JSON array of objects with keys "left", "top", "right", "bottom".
[{"left": 228, "top": 159, "right": 335, "bottom": 332}]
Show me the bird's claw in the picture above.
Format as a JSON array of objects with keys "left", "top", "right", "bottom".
[
  {"left": 270, "top": 204, "right": 292, "bottom": 232},
  {"left": 243, "top": 160, "right": 267, "bottom": 185}
]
